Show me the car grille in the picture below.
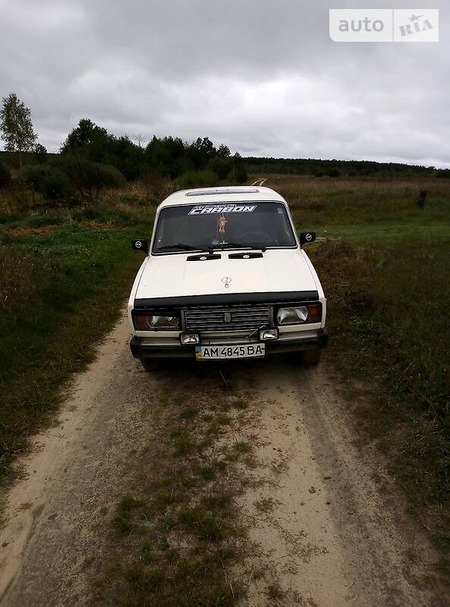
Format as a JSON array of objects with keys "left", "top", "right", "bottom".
[{"left": 184, "top": 305, "right": 271, "bottom": 333}]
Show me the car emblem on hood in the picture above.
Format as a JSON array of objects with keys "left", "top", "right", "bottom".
[{"left": 221, "top": 276, "right": 232, "bottom": 289}]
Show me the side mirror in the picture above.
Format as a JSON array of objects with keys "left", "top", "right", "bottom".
[
  {"left": 299, "top": 232, "right": 316, "bottom": 247},
  {"left": 131, "top": 239, "right": 149, "bottom": 253}
]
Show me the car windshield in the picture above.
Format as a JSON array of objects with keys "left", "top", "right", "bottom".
[{"left": 152, "top": 201, "right": 297, "bottom": 254}]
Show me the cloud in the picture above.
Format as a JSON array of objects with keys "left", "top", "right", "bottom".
[{"left": 0, "top": 0, "right": 449, "bottom": 167}]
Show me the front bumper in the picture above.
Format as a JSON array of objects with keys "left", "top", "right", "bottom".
[{"left": 130, "top": 329, "right": 328, "bottom": 359}]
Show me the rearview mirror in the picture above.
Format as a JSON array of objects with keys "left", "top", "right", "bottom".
[
  {"left": 131, "top": 239, "right": 149, "bottom": 253},
  {"left": 299, "top": 232, "right": 316, "bottom": 247}
]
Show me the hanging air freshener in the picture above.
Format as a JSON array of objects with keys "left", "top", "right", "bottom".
[{"left": 217, "top": 214, "right": 227, "bottom": 241}]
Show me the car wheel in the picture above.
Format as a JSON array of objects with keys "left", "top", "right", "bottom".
[{"left": 302, "top": 349, "right": 322, "bottom": 365}]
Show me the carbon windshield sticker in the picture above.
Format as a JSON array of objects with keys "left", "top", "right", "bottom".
[{"left": 189, "top": 204, "right": 257, "bottom": 215}]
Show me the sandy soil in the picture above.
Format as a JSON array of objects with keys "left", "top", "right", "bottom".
[
  {"left": 235, "top": 364, "right": 441, "bottom": 606},
  {"left": 0, "top": 313, "right": 445, "bottom": 607}
]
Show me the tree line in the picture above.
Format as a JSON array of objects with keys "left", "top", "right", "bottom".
[
  {"left": 1, "top": 93, "right": 449, "bottom": 203},
  {"left": 0, "top": 94, "right": 247, "bottom": 202},
  {"left": 246, "top": 156, "right": 449, "bottom": 179}
]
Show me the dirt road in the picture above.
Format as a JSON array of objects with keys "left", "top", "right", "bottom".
[{"left": 0, "top": 313, "right": 444, "bottom": 606}]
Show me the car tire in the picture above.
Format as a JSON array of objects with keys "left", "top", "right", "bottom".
[{"left": 302, "top": 348, "right": 322, "bottom": 365}]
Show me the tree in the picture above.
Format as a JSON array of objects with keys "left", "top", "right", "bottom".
[
  {"left": 61, "top": 119, "right": 146, "bottom": 180},
  {"left": 217, "top": 144, "right": 231, "bottom": 158},
  {"left": 0, "top": 93, "right": 38, "bottom": 165},
  {"left": 34, "top": 143, "right": 48, "bottom": 164},
  {"left": 186, "top": 137, "right": 216, "bottom": 170},
  {"left": 61, "top": 118, "right": 113, "bottom": 161},
  {"left": 145, "top": 136, "right": 187, "bottom": 178}
]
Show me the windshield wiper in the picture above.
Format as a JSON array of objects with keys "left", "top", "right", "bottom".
[
  {"left": 215, "top": 242, "right": 267, "bottom": 252},
  {"left": 157, "top": 243, "right": 213, "bottom": 253}
]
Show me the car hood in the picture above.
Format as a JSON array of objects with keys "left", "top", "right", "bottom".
[{"left": 134, "top": 250, "right": 319, "bottom": 300}]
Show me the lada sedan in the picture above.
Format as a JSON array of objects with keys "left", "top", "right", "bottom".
[{"left": 128, "top": 186, "right": 328, "bottom": 370}]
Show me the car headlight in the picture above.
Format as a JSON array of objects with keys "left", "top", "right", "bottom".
[
  {"left": 277, "top": 306, "right": 308, "bottom": 325},
  {"left": 276, "top": 304, "right": 321, "bottom": 325},
  {"left": 134, "top": 314, "right": 180, "bottom": 330}
]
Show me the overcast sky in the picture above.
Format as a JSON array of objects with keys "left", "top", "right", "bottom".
[{"left": 1, "top": 0, "right": 448, "bottom": 167}]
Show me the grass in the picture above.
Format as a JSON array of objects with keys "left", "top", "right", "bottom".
[
  {"left": 267, "top": 173, "right": 450, "bottom": 230},
  {"left": 91, "top": 368, "right": 259, "bottom": 607},
  {"left": 0, "top": 193, "right": 150, "bottom": 482},
  {"left": 312, "top": 236, "right": 450, "bottom": 561},
  {"left": 266, "top": 174, "right": 450, "bottom": 569}
]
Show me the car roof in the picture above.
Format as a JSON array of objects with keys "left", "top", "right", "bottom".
[{"left": 158, "top": 186, "right": 287, "bottom": 209}]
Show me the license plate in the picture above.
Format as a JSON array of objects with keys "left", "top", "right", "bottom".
[{"left": 195, "top": 344, "right": 265, "bottom": 360}]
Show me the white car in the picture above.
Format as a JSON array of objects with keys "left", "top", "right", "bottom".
[{"left": 128, "top": 186, "right": 328, "bottom": 369}]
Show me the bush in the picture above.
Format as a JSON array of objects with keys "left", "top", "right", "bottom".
[
  {"left": 208, "top": 157, "right": 233, "bottom": 180},
  {"left": 57, "top": 158, "right": 126, "bottom": 201},
  {"left": 327, "top": 167, "right": 342, "bottom": 178},
  {"left": 19, "top": 159, "right": 126, "bottom": 203},
  {"left": 176, "top": 169, "right": 218, "bottom": 189},
  {"left": 43, "top": 168, "right": 73, "bottom": 200},
  {"left": 20, "top": 164, "right": 74, "bottom": 201},
  {"left": 0, "top": 162, "right": 11, "bottom": 187},
  {"left": 228, "top": 165, "right": 248, "bottom": 185},
  {"left": 20, "top": 164, "right": 52, "bottom": 192},
  {"left": 98, "top": 164, "right": 127, "bottom": 189}
]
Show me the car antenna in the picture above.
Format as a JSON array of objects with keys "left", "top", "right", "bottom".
[{"left": 251, "top": 177, "right": 267, "bottom": 186}]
